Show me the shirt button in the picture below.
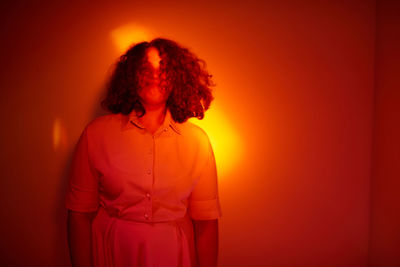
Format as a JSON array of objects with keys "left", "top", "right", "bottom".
[
  {"left": 146, "top": 170, "right": 151, "bottom": 175},
  {"left": 163, "top": 128, "right": 167, "bottom": 132},
  {"left": 146, "top": 193, "right": 151, "bottom": 198},
  {"left": 144, "top": 213, "right": 149, "bottom": 219}
]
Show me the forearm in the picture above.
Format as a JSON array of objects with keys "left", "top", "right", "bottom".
[
  {"left": 67, "top": 210, "right": 96, "bottom": 267},
  {"left": 193, "top": 219, "right": 219, "bottom": 267}
]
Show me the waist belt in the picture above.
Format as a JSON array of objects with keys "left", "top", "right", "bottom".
[{"left": 95, "top": 206, "right": 192, "bottom": 267}]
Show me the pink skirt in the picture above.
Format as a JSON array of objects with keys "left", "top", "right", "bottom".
[{"left": 91, "top": 206, "right": 198, "bottom": 267}]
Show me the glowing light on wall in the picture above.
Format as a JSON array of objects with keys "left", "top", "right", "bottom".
[
  {"left": 110, "top": 23, "right": 152, "bottom": 54},
  {"left": 189, "top": 108, "right": 242, "bottom": 177},
  {"left": 53, "top": 117, "right": 68, "bottom": 151},
  {"left": 110, "top": 25, "right": 241, "bottom": 176}
]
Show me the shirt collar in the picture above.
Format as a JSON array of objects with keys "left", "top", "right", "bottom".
[{"left": 121, "top": 108, "right": 181, "bottom": 135}]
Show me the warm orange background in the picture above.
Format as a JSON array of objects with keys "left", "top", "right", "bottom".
[{"left": 0, "top": 0, "right": 398, "bottom": 266}]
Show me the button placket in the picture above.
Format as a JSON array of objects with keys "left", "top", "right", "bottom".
[
  {"left": 146, "top": 137, "right": 153, "bottom": 176},
  {"left": 144, "top": 192, "right": 152, "bottom": 220},
  {"left": 143, "top": 136, "right": 155, "bottom": 221}
]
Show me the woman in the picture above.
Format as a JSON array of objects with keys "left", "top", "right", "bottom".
[{"left": 65, "top": 37, "right": 222, "bottom": 267}]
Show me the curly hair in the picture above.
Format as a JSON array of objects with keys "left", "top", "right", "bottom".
[{"left": 100, "top": 37, "right": 216, "bottom": 123}]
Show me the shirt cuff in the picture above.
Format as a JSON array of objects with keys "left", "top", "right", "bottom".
[
  {"left": 65, "top": 184, "right": 99, "bottom": 212},
  {"left": 188, "top": 198, "right": 222, "bottom": 220}
]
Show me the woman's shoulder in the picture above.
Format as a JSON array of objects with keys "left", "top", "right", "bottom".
[
  {"left": 178, "top": 120, "right": 211, "bottom": 145},
  {"left": 84, "top": 113, "right": 122, "bottom": 133}
]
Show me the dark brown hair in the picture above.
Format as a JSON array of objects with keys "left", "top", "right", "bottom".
[{"left": 100, "top": 38, "right": 216, "bottom": 123}]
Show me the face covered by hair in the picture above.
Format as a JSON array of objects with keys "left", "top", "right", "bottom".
[{"left": 136, "top": 47, "right": 169, "bottom": 106}]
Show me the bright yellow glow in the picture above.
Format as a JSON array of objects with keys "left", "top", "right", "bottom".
[
  {"left": 110, "top": 23, "right": 152, "bottom": 54},
  {"left": 109, "top": 25, "right": 239, "bottom": 176},
  {"left": 189, "top": 108, "right": 242, "bottom": 177}
]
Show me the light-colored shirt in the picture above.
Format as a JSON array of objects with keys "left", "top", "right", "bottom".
[{"left": 65, "top": 108, "right": 222, "bottom": 222}]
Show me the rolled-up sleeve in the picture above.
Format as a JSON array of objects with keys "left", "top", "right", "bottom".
[
  {"left": 188, "top": 137, "right": 222, "bottom": 220},
  {"left": 65, "top": 126, "right": 99, "bottom": 212}
]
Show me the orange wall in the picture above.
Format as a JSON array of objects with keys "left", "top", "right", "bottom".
[
  {"left": 369, "top": 0, "right": 400, "bottom": 266},
  {"left": 0, "top": 1, "right": 377, "bottom": 266}
]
